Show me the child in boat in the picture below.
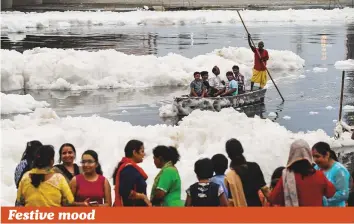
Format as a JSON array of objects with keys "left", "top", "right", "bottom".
[
  {"left": 185, "top": 158, "right": 228, "bottom": 207},
  {"left": 201, "top": 71, "right": 211, "bottom": 96},
  {"left": 232, "top": 65, "right": 245, "bottom": 94},
  {"left": 220, "top": 72, "right": 238, "bottom": 97},
  {"left": 209, "top": 66, "right": 226, "bottom": 96},
  {"left": 190, "top": 72, "right": 206, "bottom": 97}
]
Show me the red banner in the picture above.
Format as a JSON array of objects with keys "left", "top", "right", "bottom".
[{"left": 1, "top": 207, "right": 354, "bottom": 223}]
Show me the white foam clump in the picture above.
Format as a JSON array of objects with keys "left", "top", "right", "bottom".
[
  {"left": 1, "top": 47, "right": 305, "bottom": 91},
  {"left": 334, "top": 59, "right": 354, "bottom": 70},
  {"left": 1, "top": 92, "right": 49, "bottom": 114},
  {"left": 309, "top": 111, "right": 319, "bottom": 115},
  {"left": 283, "top": 116, "right": 291, "bottom": 120},
  {"left": 343, "top": 105, "right": 354, "bottom": 112},
  {"left": 2, "top": 8, "right": 354, "bottom": 33},
  {"left": 313, "top": 67, "right": 328, "bottom": 73},
  {"left": 159, "top": 104, "right": 178, "bottom": 118},
  {"left": 1, "top": 107, "right": 353, "bottom": 205},
  {"left": 326, "top": 106, "right": 334, "bottom": 110},
  {"left": 268, "top": 112, "right": 277, "bottom": 117}
]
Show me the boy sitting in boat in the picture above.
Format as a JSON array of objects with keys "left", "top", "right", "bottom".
[
  {"left": 232, "top": 65, "right": 245, "bottom": 94},
  {"left": 220, "top": 72, "right": 238, "bottom": 97},
  {"left": 190, "top": 72, "right": 207, "bottom": 97},
  {"left": 201, "top": 71, "right": 211, "bottom": 96},
  {"left": 209, "top": 66, "right": 226, "bottom": 97}
]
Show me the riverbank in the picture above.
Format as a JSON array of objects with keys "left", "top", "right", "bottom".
[{"left": 4, "top": 0, "right": 354, "bottom": 12}]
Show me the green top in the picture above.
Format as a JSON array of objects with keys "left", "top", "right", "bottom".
[{"left": 155, "top": 166, "right": 184, "bottom": 207}]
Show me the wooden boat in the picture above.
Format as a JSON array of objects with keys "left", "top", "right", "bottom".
[{"left": 173, "top": 88, "right": 267, "bottom": 116}]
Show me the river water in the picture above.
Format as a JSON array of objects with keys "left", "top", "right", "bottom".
[{"left": 2, "top": 22, "right": 354, "bottom": 135}]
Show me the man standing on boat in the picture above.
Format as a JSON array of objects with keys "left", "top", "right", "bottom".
[{"left": 248, "top": 34, "right": 269, "bottom": 91}]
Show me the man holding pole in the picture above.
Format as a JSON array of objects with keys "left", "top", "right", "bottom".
[{"left": 248, "top": 34, "right": 269, "bottom": 91}]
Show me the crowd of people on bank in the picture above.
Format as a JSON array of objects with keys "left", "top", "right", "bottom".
[{"left": 14, "top": 138, "right": 354, "bottom": 207}]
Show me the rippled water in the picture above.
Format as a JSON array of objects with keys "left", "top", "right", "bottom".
[{"left": 1, "top": 23, "right": 354, "bottom": 135}]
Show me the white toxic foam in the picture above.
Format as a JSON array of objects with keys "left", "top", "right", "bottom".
[
  {"left": 1, "top": 108, "right": 352, "bottom": 206},
  {"left": 343, "top": 105, "right": 354, "bottom": 112},
  {"left": 313, "top": 67, "right": 328, "bottom": 73},
  {"left": 2, "top": 8, "right": 354, "bottom": 33},
  {"left": 334, "top": 59, "right": 354, "bottom": 70},
  {"left": 1, "top": 47, "right": 305, "bottom": 91},
  {"left": 1, "top": 92, "right": 49, "bottom": 114},
  {"left": 159, "top": 104, "right": 178, "bottom": 118}
]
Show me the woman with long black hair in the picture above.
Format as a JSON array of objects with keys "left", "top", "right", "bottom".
[
  {"left": 224, "top": 138, "right": 270, "bottom": 207},
  {"left": 16, "top": 145, "right": 74, "bottom": 207},
  {"left": 14, "top": 140, "right": 43, "bottom": 189}
]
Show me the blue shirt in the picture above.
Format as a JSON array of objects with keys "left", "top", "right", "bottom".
[
  {"left": 210, "top": 174, "right": 229, "bottom": 198},
  {"left": 314, "top": 162, "right": 350, "bottom": 207},
  {"left": 229, "top": 80, "right": 238, "bottom": 96}
]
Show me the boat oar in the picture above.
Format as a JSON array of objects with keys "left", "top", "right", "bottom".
[{"left": 237, "top": 10, "right": 285, "bottom": 102}]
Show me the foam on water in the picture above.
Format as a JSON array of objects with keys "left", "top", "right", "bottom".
[
  {"left": 2, "top": 8, "right": 354, "bottom": 33},
  {"left": 1, "top": 92, "right": 49, "bottom": 114},
  {"left": 343, "top": 105, "right": 354, "bottom": 112},
  {"left": 1, "top": 47, "right": 305, "bottom": 91},
  {"left": 335, "top": 59, "right": 354, "bottom": 70},
  {"left": 1, "top": 108, "right": 353, "bottom": 206},
  {"left": 313, "top": 67, "right": 328, "bottom": 73}
]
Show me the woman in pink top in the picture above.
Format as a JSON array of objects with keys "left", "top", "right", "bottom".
[{"left": 70, "top": 150, "right": 112, "bottom": 207}]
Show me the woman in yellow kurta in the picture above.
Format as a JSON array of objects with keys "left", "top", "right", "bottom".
[{"left": 16, "top": 145, "right": 74, "bottom": 207}]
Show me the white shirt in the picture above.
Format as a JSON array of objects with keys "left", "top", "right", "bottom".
[{"left": 209, "top": 76, "right": 225, "bottom": 90}]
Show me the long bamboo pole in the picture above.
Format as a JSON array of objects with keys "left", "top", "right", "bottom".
[
  {"left": 338, "top": 71, "right": 345, "bottom": 121},
  {"left": 237, "top": 10, "right": 285, "bottom": 102}
]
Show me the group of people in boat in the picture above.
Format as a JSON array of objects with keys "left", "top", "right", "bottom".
[
  {"left": 190, "top": 65, "right": 245, "bottom": 97},
  {"left": 190, "top": 34, "right": 269, "bottom": 98},
  {"left": 14, "top": 138, "right": 354, "bottom": 207}
]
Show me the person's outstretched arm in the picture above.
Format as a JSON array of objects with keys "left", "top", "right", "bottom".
[{"left": 248, "top": 34, "right": 255, "bottom": 52}]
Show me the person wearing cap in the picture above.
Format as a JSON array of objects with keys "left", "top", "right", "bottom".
[
  {"left": 209, "top": 66, "right": 226, "bottom": 96},
  {"left": 268, "top": 139, "right": 336, "bottom": 206},
  {"left": 248, "top": 34, "right": 269, "bottom": 91}
]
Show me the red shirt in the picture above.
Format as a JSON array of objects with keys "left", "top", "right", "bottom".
[
  {"left": 75, "top": 174, "right": 106, "bottom": 204},
  {"left": 269, "top": 170, "right": 335, "bottom": 206},
  {"left": 253, "top": 48, "right": 269, "bottom": 71}
]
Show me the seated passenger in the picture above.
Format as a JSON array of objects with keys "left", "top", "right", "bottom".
[
  {"left": 221, "top": 72, "right": 238, "bottom": 97},
  {"left": 232, "top": 65, "right": 245, "bottom": 94},
  {"left": 190, "top": 72, "right": 206, "bottom": 97},
  {"left": 201, "top": 71, "right": 211, "bottom": 97},
  {"left": 209, "top": 66, "right": 226, "bottom": 96}
]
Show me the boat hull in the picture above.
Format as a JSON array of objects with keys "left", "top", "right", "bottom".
[{"left": 173, "top": 88, "right": 267, "bottom": 116}]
